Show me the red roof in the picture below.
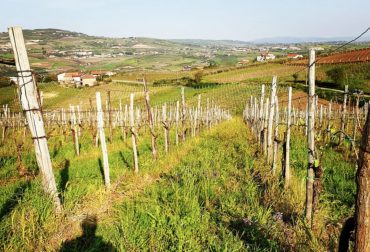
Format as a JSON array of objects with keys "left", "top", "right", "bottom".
[
  {"left": 91, "top": 70, "right": 106, "bottom": 75},
  {"left": 82, "top": 74, "right": 96, "bottom": 79},
  {"left": 65, "top": 72, "right": 80, "bottom": 77}
]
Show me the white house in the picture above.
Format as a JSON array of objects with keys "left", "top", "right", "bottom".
[
  {"left": 287, "top": 53, "right": 303, "bottom": 59},
  {"left": 58, "top": 72, "right": 81, "bottom": 87},
  {"left": 57, "top": 73, "right": 65, "bottom": 82},
  {"left": 81, "top": 74, "right": 97, "bottom": 87},
  {"left": 256, "top": 53, "right": 276, "bottom": 62}
]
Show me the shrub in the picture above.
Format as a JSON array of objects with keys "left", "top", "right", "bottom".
[
  {"left": 326, "top": 66, "right": 346, "bottom": 85},
  {"left": 292, "top": 73, "right": 299, "bottom": 83},
  {"left": 0, "top": 77, "right": 11, "bottom": 88}
]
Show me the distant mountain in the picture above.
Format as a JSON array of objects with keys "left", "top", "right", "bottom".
[
  {"left": 167, "top": 36, "right": 370, "bottom": 47},
  {"left": 170, "top": 39, "right": 253, "bottom": 48},
  {"left": 251, "top": 36, "right": 370, "bottom": 44},
  {"left": 0, "top": 28, "right": 90, "bottom": 40},
  {"left": 0, "top": 28, "right": 186, "bottom": 50}
]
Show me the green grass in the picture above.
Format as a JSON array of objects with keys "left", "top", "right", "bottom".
[
  {"left": 0, "top": 74, "right": 361, "bottom": 251},
  {"left": 81, "top": 119, "right": 285, "bottom": 251},
  {"left": 0, "top": 112, "right": 360, "bottom": 251}
]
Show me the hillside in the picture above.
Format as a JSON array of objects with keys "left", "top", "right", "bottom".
[{"left": 0, "top": 28, "right": 207, "bottom": 74}]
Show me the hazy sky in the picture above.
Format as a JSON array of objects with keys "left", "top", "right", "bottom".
[{"left": 1, "top": 0, "right": 370, "bottom": 40}]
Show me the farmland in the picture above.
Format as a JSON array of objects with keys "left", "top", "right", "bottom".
[
  {"left": 1, "top": 26, "right": 370, "bottom": 252},
  {"left": 290, "top": 47, "right": 370, "bottom": 65}
]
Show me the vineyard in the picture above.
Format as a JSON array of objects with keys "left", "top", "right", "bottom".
[
  {"left": 290, "top": 47, "right": 370, "bottom": 65},
  {"left": 1, "top": 27, "right": 370, "bottom": 252}
]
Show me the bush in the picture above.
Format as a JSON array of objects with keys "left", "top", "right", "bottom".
[
  {"left": 292, "top": 73, "right": 299, "bottom": 83},
  {"left": 194, "top": 71, "right": 203, "bottom": 84},
  {"left": 0, "top": 77, "right": 11, "bottom": 88},
  {"left": 326, "top": 66, "right": 346, "bottom": 85},
  {"left": 42, "top": 74, "right": 57, "bottom": 83}
]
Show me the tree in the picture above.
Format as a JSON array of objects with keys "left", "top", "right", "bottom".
[
  {"left": 0, "top": 76, "right": 11, "bottom": 88},
  {"left": 326, "top": 66, "right": 345, "bottom": 85},
  {"left": 194, "top": 71, "right": 203, "bottom": 84},
  {"left": 292, "top": 73, "right": 299, "bottom": 83}
]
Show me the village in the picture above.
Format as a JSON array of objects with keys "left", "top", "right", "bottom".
[{"left": 56, "top": 70, "right": 116, "bottom": 87}]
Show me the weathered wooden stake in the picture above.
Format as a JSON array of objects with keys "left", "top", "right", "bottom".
[
  {"left": 130, "top": 93, "right": 139, "bottom": 173},
  {"left": 175, "top": 101, "right": 180, "bottom": 145},
  {"left": 305, "top": 49, "right": 316, "bottom": 225},
  {"left": 162, "top": 103, "right": 169, "bottom": 153},
  {"left": 107, "top": 91, "right": 113, "bottom": 144},
  {"left": 143, "top": 78, "right": 158, "bottom": 159},
  {"left": 181, "top": 87, "right": 186, "bottom": 141},
  {"left": 70, "top": 105, "right": 80, "bottom": 156},
  {"left": 272, "top": 95, "right": 279, "bottom": 173},
  {"left": 96, "top": 92, "right": 110, "bottom": 188},
  {"left": 339, "top": 85, "right": 348, "bottom": 145},
  {"left": 267, "top": 76, "right": 277, "bottom": 162},
  {"left": 8, "top": 26, "right": 62, "bottom": 212},
  {"left": 284, "top": 87, "right": 292, "bottom": 187},
  {"left": 354, "top": 104, "right": 370, "bottom": 252}
]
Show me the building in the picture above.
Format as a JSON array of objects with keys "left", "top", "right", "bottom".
[
  {"left": 91, "top": 70, "right": 116, "bottom": 77},
  {"left": 237, "top": 59, "right": 250, "bottom": 66},
  {"left": 256, "top": 53, "right": 275, "bottom": 62},
  {"left": 183, "top": 65, "right": 192, "bottom": 71},
  {"left": 81, "top": 74, "right": 97, "bottom": 87},
  {"left": 57, "top": 73, "right": 65, "bottom": 82},
  {"left": 58, "top": 72, "right": 81, "bottom": 86},
  {"left": 287, "top": 53, "right": 303, "bottom": 59}
]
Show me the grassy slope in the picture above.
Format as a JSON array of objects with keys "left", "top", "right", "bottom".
[
  {"left": 0, "top": 114, "right": 358, "bottom": 251},
  {"left": 61, "top": 118, "right": 285, "bottom": 251},
  {"left": 64, "top": 119, "right": 356, "bottom": 251}
]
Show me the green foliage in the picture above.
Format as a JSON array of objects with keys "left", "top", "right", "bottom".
[
  {"left": 326, "top": 67, "right": 346, "bottom": 85},
  {"left": 292, "top": 73, "right": 299, "bottom": 83},
  {"left": 325, "top": 63, "right": 370, "bottom": 93},
  {"left": 0, "top": 77, "right": 11, "bottom": 88},
  {"left": 194, "top": 71, "right": 203, "bottom": 84}
]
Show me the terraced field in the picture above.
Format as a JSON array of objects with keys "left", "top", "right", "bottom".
[{"left": 203, "top": 64, "right": 301, "bottom": 83}]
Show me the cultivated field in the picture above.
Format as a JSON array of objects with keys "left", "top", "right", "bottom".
[{"left": 1, "top": 27, "right": 370, "bottom": 251}]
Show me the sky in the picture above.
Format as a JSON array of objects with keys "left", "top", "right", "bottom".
[{"left": 1, "top": 0, "right": 370, "bottom": 41}]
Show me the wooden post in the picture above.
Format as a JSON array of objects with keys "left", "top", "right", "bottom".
[
  {"left": 96, "top": 92, "right": 110, "bottom": 188},
  {"left": 272, "top": 95, "right": 279, "bottom": 173},
  {"left": 263, "top": 98, "right": 269, "bottom": 155},
  {"left": 162, "top": 103, "right": 169, "bottom": 153},
  {"left": 355, "top": 104, "right": 370, "bottom": 252},
  {"left": 206, "top": 98, "right": 210, "bottom": 129},
  {"left": 326, "top": 100, "right": 332, "bottom": 142},
  {"left": 267, "top": 76, "right": 277, "bottom": 162},
  {"left": 130, "top": 93, "right": 139, "bottom": 173},
  {"left": 8, "top": 26, "right": 62, "bottom": 212},
  {"left": 107, "top": 91, "right": 113, "bottom": 144},
  {"left": 181, "top": 87, "right": 186, "bottom": 141},
  {"left": 143, "top": 78, "right": 158, "bottom": 159},
  {"left": 352, "top": 95, "right": 360, "bottom": 151},
  {"left": 259, "top": 85, "right": 265, "bottom": 146},
  {"left": 175, "top": 101, "right": 180, "bottom": 145},
  {"left": 339, "top": 85, "right": 348, "bottom": 145},
  {"left": 197, "top": 94, "right": 201, "bottom": 134},
  {"left": 305, "top": 49, "right": 316, "bottom": 225},
  {"left": 124, "top": 104, "right": 128, "bottom": 141},
  {"left": 70, "top": 105, "right": 80, "bottom": 156},
  {"left": 284, "top": 87, "right": 292, "bottom": 187}
]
